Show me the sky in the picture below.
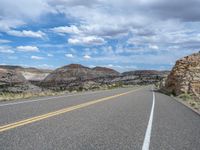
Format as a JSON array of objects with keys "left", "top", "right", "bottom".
[{"left": 0, "top": 0, "right": 200, "bottom": 72}]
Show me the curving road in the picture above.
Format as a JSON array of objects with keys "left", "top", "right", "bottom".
[{"left": 0, "top": 86, "right": 200, "bottom": 150}]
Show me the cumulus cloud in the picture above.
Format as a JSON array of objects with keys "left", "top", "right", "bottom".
[
  {"left": 31, "top": 56, "right": 44, "bottom": 60},
  {"left": 0, "top": 46, "right": 14, "bottom": 53},
  {"left": 68, "top": 36, "right": 106, "bottom": 46},
  {"left": 0, "top": 0, "right": 55, "bottom": 20},
  {"left": 17, "top": 46, "right": 39, "bottom": 52},
  {"left": 0, "top": 39, "right": 11, "bottom": 44},
  {"left": 51, "top": 25, "right": 80, "bottom": 35},
  {"left": 104, "top": 64, "right": 138, "bottom": 72},
  {"left": 0, "top": 19, "right": 25, "bottom": 32},
  {"left": 83, "top": 54, "right": 91, "bottom": 59},
  {"left": 7, "top": 30, "right": 45, "bottom": 38},
  {"left": 37, "top": 64, "right": 54, "bottom": 69},
  {"left": 0, "top": 0, "right": 55, "bottom": 34},
  {"left": 65, "top": 53, "right": 74, "bottom": 58},
  {"left": 149, "top": 44, "right": 159, "bottom": 50},
  {"left": 1, "top": 0, "right": 200, "bottom": 70}
]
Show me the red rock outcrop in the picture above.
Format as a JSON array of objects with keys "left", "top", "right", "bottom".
[{"left": 165, "top": 52, "right": 200, "bottom": 97}]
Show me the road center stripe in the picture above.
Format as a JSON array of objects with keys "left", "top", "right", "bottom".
[
  {"left": 0, "top": 88, "right": 141, "bottom": 133},
  {"left": 142, "top": 88, "right": 155, "bottom": 150}
]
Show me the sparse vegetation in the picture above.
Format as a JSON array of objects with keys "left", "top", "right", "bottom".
[
  {"left": 0, "top": 91, "right": 68, "bottom": 101},
  {"left": 178, "top": 93, "right": 200, "bottom": 112},
  {"left": 0, "top": 84, "right": 143, "bottom": 102}
]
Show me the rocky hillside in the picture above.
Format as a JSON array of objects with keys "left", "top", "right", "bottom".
[
  {"left": 0, "top": 68, "right": 41, "bottom": 93},
  {"left": 122, "top": 70, "right": 169, "bottom": 77},
  {"left": 0, "top": 68, "right": 26, "bottom": 85},
  {"left": 42, "top": 64, "right": 120, "bottom": 89},
  {"left": 42, "top": 64, "right": 168, "bottom": 90},
  {"left": 0, "top": 65, "right": 51, "bottom": 81},
  {"left": 92, "top": 67, "right": 120, "bottom": 77},
  {"left": 164, "top": 52, "right": 200, "bottom": 97},
  {"left": 0, "top": 63, "right": 169, "bottom": 92},
  {"left": 43, "top": 64, "right": 97, "bottom": 83}
]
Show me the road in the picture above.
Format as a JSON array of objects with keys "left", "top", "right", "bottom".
[{"left": 0, "top": 86, "right": 200, "bottom": 150}]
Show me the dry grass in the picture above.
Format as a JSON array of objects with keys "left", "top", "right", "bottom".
[
  {"left": 0, "top": 91, "right": 68, "bottom": 102},
  {"left": 178, "top": 93, "right": 200, "bottom": 112},
  {"left": 0, "top": 85, "right": 143, "bottom": 102}
]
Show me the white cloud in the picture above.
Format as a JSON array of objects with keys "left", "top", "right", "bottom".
[
  {"left": 47, "top": 53, "right": 53, "bottom": 57},
  {"left": 0, "top": 46, "right": 15, "bottom": 53},
  {"left": 65, "top": 53, "right": 74, "bottom": 58},
  {"left": 0, "top": 0, "right": 55, "bottom": 21},
  {"left": 149, "top": 44, "right": 159, "bottom": 50},
  {"left": 1, "top": 0, "right": 200, "bottom": 70},
  {"left": 83, "top": 54, "right": 91, "bottom": 59},
  {"left": 51, "top": 25, "right": 80, "bottom": 34},
  {"left": 31, "top": 56, "right": 44, "bottom": 60},
  {"left": 68, "top": 36, "right": 106, "bottom": 46},
  {"left": 0, "top": 19, "right": 25, "bottom": 32},
  {"left": 7, "top": 30, "right": 45, "bottom": 38},
  {"left": 37, "top": 64, "right": 54, "bottom": 69},
  {"left": 17, "top": 46, "right": 39, "bottom": 52},
  {"left": 104, "top": 64, "right": 138, "bottom": 72},
  {"left": 0, "top": 39, "right": 11, "bottom": 44}
]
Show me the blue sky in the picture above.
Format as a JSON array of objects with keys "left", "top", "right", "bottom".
[{"left": 0, "top": 0, "right": 200, "bottom": 72}]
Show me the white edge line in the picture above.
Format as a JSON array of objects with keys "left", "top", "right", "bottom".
[
  {"left": 0, "top": 90, "right": 104, "bottom": 107},
  {"left": 142, "top": 87, "right": 155, "bottom": 150}
]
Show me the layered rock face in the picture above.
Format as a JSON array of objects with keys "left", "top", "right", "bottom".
[
  {"left": 43, "top": 64, "right": 98, "bottom": 83},
  {"left": 92, "top": 67, "right": 120, "bottom": 77},
  {"left": 165, "top": 52, "right": 200, "bottom": 97},
  {"left": 0, "top": 68, "right": 26, "bottom": 85},
  {"left": 0, "top": 65, "right": 51, "bottom": 81},
  {"left": 0, "top": 67, "right": 42, "bottom": 93}
]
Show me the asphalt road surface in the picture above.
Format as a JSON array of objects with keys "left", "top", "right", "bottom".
[{"left": 0, "top": 86, "right": 200, "bottom": 150}]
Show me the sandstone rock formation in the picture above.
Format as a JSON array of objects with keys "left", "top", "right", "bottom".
[{"left": 164, "top": 52, "right": 200, "bottom": 97}]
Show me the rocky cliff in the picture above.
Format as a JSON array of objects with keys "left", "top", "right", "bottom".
[{"left": 164, "top": 52, "right": 200, "bottom": 97}]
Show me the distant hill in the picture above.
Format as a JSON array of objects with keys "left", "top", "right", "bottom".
[
  {"left": 92, "top": 66, "right": 120, "bottom": 76},
  {"left": 0, "top": 63, "right": 169, "bottom": 92},
  {"left": 0, "top": 65, "right": 52, "bottom": 81},
  {"left": 43, "top": 64, "right": 119, "bottom": 84}
]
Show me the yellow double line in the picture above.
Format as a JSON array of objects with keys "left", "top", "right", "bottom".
[{"left": 0, "top": 89, "right": 139, "bottom": 133}]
